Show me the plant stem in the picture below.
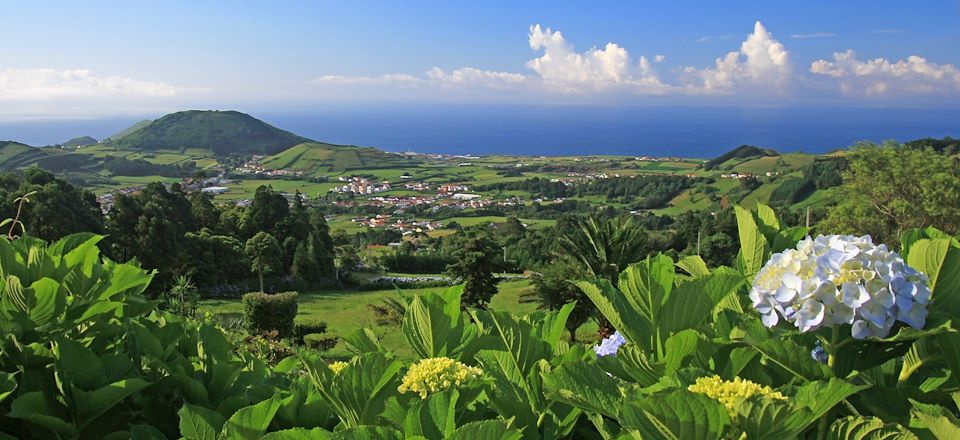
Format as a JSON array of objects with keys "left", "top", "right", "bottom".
[{"left": 827, "top": 326, "right": 840, "bottom": 370}]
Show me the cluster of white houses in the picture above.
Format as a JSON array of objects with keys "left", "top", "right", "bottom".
[{"left": 332, "top": 177, "right": 391, "bottom": 194}]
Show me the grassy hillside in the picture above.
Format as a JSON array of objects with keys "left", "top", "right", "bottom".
[
  {"left": 262, "top": 142, "right": 419, "bottom": 174},
  {"left": 704, "top": 144, "right": 779, "bottom": 170},
  {"left": 111, "top": 110, "right": 311, "bottom": 155},
  {"left": 61, "top": 136, "right": 98, "bottom": 147},
  {"left": 103, "top": 120, "right": 151, "bottom": 142}
]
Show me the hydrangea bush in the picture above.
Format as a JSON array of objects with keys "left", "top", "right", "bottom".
[
  {"left": 4, "top": 204, "right": 960, "bottom": 439},
  {"left": 688, "top": 375, "right": 787, "bottom": 415},
  {"left": 750, "top": 234, "right": 931, "bottom": 339},
  {"left": 397, "top": 357, "right": 483, "bottom": 399}
]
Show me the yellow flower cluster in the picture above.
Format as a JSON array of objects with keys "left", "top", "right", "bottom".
[
  {"left": 688, "top": 375, "right": 787, "bottom": 415},
  {"left": 329, "top": 361, "right": 349, "bottom": 375},
  {"left": 398, "top": 357, "right": 483, "bottom": 399}
]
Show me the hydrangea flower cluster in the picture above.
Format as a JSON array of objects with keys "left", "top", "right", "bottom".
[
  {"left": 688, "top": 375, "right": 787, "bottom": 415},
  {"left": 749, "top": 234, "right": 931, "bottom": 339},
  {"left": 594, "top": 331, "right": 627, "bottom": 357},
  {"left": 328, "top": 361, "right": 349, "bottom": 375},
  {"left": 398, "top": 357, "right": 483, "bottom": 399}
]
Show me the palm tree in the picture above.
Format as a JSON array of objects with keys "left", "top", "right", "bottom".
[
  {"left": 558, "top": 216, "right": 648, "bottom": 284},
  {"left": 558, "top": 215, "right": 649, "bottom": 337}
]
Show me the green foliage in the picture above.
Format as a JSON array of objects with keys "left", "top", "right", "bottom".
[
  {"left": 0, "top": 168, "right": 104, "bottom": 241},
  {"left": 241, "top": 291, "right": 298, "bottom": 338},
  {"left": 445, "top": 231, "right": 501, "bottom": 308},
  {"left": 819, "top": 142, "right": 960, "bottom": 244},
  {"left": 164, "top": 275, "right": 200, "bottom": 317},
  {"left": 245, "top": 231, "right": 282, "bottom": 293},
  {"left": 4, "top": 196, "right": 960, "bottom": 438}
]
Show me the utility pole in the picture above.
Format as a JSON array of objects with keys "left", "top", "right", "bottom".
[
  {"left": 697, "top": 229, "right": 701, "bottom": 255},
  {"left": 806, "top": 207, "right": 811, "bottom": 229}
]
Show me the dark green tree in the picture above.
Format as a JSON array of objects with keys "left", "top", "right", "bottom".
[
  {"left": 522, "top": 258, "right": 593, "bottom": 341},
  {"left": 189, "top": 191, "right": 221, "bottom": 231},
  {"left": 447, "top": 231, "right": 501, "bottom": 309},
  {"left": 0, "top": 168, "right": 104, "bottom": 241},
  {"left": 240, "top": 185, "right": 290, "bottom": 238},
  {"left": 245, "top": 231, "right": 282, "bottom": 293},
  {"left": 557, "top": 216, "right": 648, "bottom": 284},
  {"left": 181, "top": 229, "right": 250, "bottom": 287},
  {"left": 557, "top": 215, "right": 649, "bottom": 337}
]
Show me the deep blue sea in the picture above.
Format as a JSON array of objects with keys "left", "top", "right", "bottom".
[{"left": 2, "top": 105, "right": 958, "bottom": 157}]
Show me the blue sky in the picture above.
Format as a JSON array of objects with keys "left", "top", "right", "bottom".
[{"left": 2, "top": 1, "right": 959, "bottom": 119}]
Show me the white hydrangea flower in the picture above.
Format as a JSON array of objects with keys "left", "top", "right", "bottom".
[{"left": 749, "top": 235, "right": 931, "bottom": 339}]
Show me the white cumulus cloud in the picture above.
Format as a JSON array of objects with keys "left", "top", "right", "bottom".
[
  {"left": 684, "top": 21, "right": 790, "bottom": 93},
  {"left": 0, "top": 68, "right": 178, "bottom": 101},
  {"left": 810, "top": 50, "right": 960, "bottom": 96},
  {"left": 525, "top": 24, "right": 671, "bottom": 94}
]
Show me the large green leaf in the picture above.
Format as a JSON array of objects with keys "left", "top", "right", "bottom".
[
  {"left": 75, "top": 378, "right": 150, "bottom": 428},
  {"left": 327, "top": 426, "right": 403, "bottom": 439},
  {"left": 473, "top": 350, "right": 542, "bottom": 432},
  {"left": 542, "top": 361, "right": 624, "bottom": 418},
  {"left": 259, "top": 428, "right": 332, "bottom": 439},
  {"left": 55, "top": 337, "right": 105, "bottom": 390},
  {"left": 735, "top": 205, "right": 769, "bottom": 277},
  {"left": 619, "top": 390, "right": 730, "bottom": 440},
  {"left": 615, "top": 345, "right": 667, "bottom": 387},
  {"left": 618, "top": 254, "right": 674, "bottom": 325},
  {"left": 910, "top": 400, "right": 960, "bottom": 440},
  {"left": 539, "top": 302, "right": 575, "bottom": 351},
  {"left": 827, "top": 416, "right": 918, "bottom": 440},
  {"left": 659, "top": 271, "right": 744, "bottom": 336},
  {"left": 755, "top": 203, "right": 781, "bottom": 239},
  {"left": 477, "top": 309, "right": 551, "bottom": 375},
  {"left": 402, "top": 293, "right": 461, "bottom": 359},
  {"left": 0, "top": 372, "right": 16, "bottom": 403},
  {"left": 179, "top": 403, "right": 227, "bottom": 440},
  {"left": 7, "top": 391, "right": 76, "bottom": 438},
  {"left": 676, "top": 255, "right": 711, "bottom": 279},
  {"left": 734, "top": 397, "right": 807, "bottom": 440},
  {"left": 747, "top": 338, "right": 830, "bottom": 381},
  {"left": 575, "top": 279, "right": 651, "bottom": 351},
  {"left": 771, "top": 227, "right": 810, "bottom": 254},
  {"left": 219, "top": 397, "right": 282, "bottom": 440},
  {"left": 907, "top": 239, "right": 960, "bottom": 318},
  {"left": 788, "top": 379, "right": 870, "bottom": 432},
  {"left": 663, "top": 330, "right": 701, "bottom": 373},
  {"left": 447, "top": 419, "right": 524, "bottom": 440},
  {"left": 303, "top": 352, "right": 403, "bottom": 428},
  {"left": 403, "top": 390, "right": 459, "bottom": 439},
  {"left": 342, "top": 328, "right": 384, "bottom": 354},
  {"left": 27, "top": 277, "right": 62, "bottom": 325}
]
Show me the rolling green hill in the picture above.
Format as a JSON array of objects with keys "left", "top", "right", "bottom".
[
  {"left": 103, "top": 120, "right": 151, "bottom": 142},
  {"left": 61, "top": 136, "right": 98, "bottom": 148},
  {"left": 262, "top": 142, "right": 420, "bottom": 174},
  {"left": 110, "top": 110, "right": 311, "bottom": 155},
  {"left": 704, "top": 144, "right": 779, "bottom": 170}
]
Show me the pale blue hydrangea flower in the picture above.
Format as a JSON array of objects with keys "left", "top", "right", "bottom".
[
  {"left": 750, "top": 235, "right": 931, "bottom": 339},
  {"left": 810, "top": 341, "right": 828, "bottom": 364},
  {"left": 595, "top": 331, "right": 626, "bottom": 357}
]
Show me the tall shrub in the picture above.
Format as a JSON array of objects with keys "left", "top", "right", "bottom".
[{"left": 242, "top": 291, "right": 299, "bottom": 338}]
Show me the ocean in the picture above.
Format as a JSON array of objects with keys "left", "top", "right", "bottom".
[{"left": 2, "top": 104, "right": 957, "bottom": 157}]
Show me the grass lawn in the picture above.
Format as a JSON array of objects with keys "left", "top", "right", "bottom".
[{"left": 200, "top": 279, "right": 556, "bottom": 359}]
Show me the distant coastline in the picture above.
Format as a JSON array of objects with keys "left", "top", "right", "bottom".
[{"left": 2, "top": 104, "right": 958, "bottom": 157}]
